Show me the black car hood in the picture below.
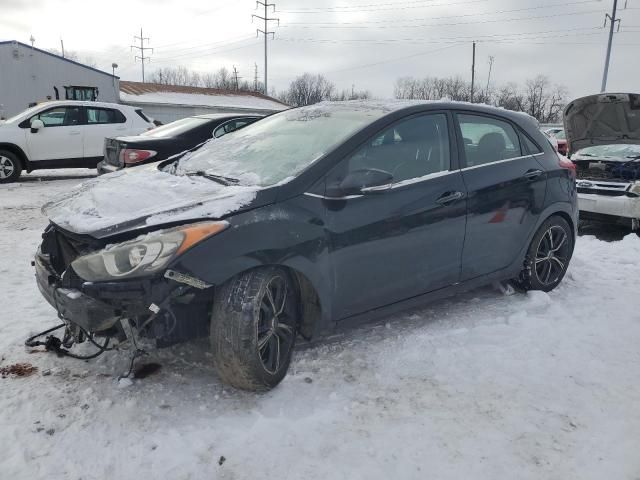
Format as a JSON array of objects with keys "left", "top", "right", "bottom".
[
  {"left": 564, "top": 93, "right": 640, "bottom": 154},
  {"left": 42, "top": 166, "right": 270, "bottom": 239}
]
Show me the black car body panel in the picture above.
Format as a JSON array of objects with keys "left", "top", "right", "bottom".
[
  {"left": 98, "top": 114, "right": 263, "bottom": 173},
  {"left": 36, "top": 101, "right": 578, "bottom": 346}
]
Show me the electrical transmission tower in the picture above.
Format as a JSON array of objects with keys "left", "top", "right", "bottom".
[
  {"left": 601, "top": 0, "right": 626, "bottom": 92},
  {"left": 254, "top": 62, "right": 259, "bottom": 92},
  {"left": 252, "top": 1, "right": 279, "bottom": 95},
  {"left": 233, "top": 65, "right": 240, "bottom": 90},
  {"left": 131, "top": 28, "right": 153, "bottom": 83}
]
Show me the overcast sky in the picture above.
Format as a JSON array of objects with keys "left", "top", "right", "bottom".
[{"left": 1, "top": 0, "right": 639, "bottom": 98}]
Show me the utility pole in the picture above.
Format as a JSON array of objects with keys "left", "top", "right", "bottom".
[
  {"left": 131, "top": 28, "right": 153, "bottom": 83},
  {"left": 485, "top": 55, "right": 494, "bottom": 98},
  {"left": 252, "top": 1, "right": 279, "bottom": 95},
  {"left": 233, "top": 65, "right": 240, "bottom": 90},
  {"left": 254, "top": 62, "right": 259, "bottom": 92},
  {"left": 60, "top": 39, "right": 65, "bottom": 58},
  {"left": 601, "top": 0, "right": 622, "bottom": 92},
  {"left": 470, "top": 41, "right": 476, "bottom": 103}
]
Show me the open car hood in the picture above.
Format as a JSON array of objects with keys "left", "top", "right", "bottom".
[
  {"left": 564, "top": 93, "right": 640, "bottom": 155},
  {"left": 42, "top": 166, "right": 266, "bottom": 239}
]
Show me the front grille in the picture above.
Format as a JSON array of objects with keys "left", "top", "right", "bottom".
[{"left": 577, "top": 187, "right": 626, "bottom": 197}]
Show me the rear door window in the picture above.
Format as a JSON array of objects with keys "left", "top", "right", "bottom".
[
  {"left": 457, "top": 114, "right": 522, "bottom": 167},
  {"left": 86, "top": 107, "right": 126, "bottom": 124},
  {"left": 213, "top": 118, "right": 256, "bottom": 138}
]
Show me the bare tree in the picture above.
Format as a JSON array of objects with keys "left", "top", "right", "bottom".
[
  {"left": 394, "top": 74, "right": 567, "bottom": 122},
  {"left": 279, "top": 73, "right": 336, "bottom": 106}
]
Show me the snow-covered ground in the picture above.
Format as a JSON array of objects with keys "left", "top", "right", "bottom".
[{"left": 1, "top": 170, "right": 639, "bottom": 480}]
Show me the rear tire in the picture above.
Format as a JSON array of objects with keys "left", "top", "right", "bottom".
[
  {"left": 210, "top": 267, "right": 298, "bottom": 391},
  {"left": 514, "top": 215, "right": 574, "bottom": 292},
  {"left": 0, "top": 150, "right": 22, "bottom": 183}
]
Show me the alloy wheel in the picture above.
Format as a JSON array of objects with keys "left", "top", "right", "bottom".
[
  {"left": 256, "top": 275, "right": 296, "bottom": 374},
  {"left": 0, "top": 156, "right": 15, "bottom": 179},
  {"left": 534, "top": 225, "right": 570, "bottom": 286}
]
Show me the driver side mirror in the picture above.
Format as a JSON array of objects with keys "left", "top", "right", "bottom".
[
  {"left": 327, "top": 168, "right": 394, "bottom": 197},
  {"left": 30, "top": 119, "right": 44, "bottom": 133}
]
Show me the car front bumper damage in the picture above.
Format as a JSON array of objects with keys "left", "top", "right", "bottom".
[{"left": 34, "top": 250, "right": 210, "bottom": 346}]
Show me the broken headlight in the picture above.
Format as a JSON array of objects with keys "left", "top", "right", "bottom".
[{"left": 71, "top": 222, "right": 228, "bottom": 282}]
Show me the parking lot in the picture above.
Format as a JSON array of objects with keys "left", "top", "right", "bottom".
[{"left": 0, "top": 170, "right": 638, "bottom": 479}]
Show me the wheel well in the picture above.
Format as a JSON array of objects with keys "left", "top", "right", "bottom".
[
  {"left": 285, "top": 267, "right": 322, "bottom": 341},
  {"left": 0, "top": 144, "right": 28, "bottom": 170}
]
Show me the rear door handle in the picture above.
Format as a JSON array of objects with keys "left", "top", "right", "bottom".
[
  {"left": 523, "top": 169, "right": 543, "bottom": 180},
  {"left": 69, "top": 131, "right": 81, "bottom": 136},
  {"left": 436, "top": 191, "right": 465, "bottom": 206}
]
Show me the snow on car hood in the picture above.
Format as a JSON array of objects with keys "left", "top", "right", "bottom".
[
  {"left": 42, "top": 166, "right": 261, "bottom": 238},
  {"left": 564, "top": 93, "right": 640, "bottom": 154}
]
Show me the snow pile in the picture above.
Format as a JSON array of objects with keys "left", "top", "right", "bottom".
[
  {"left": 42, "top": 167, "right": 259, "bottom": 236},
  {"left": 1, "top": 172, "right": 639, "bottom": 479}
]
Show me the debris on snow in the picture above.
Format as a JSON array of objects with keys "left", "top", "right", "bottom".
[{"left": 0, "top": 363, "right": 37, "bottom": 378}]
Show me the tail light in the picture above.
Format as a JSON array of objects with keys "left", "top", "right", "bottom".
[
  {"left": 558, "top": 154, "right": 576, "bottom": 178},
  {"left": 120, "top": 149, "right": 157, "bottom": 165}
]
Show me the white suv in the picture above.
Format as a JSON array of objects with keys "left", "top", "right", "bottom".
[{"left": 0, "top": 101, "right": 154, "bottom": 183}]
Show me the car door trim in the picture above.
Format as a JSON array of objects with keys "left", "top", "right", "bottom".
[
  {"left": 304, "top": 169, "right": 459, "bottom": 200},
  {"left": 460, "top": 152, "right": 544, "bottom": 172}
]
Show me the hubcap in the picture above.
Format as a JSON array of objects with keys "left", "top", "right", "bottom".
[
  {"left": 257, "top": 276, "right": 295, "bottom": 374},
  {"left": 0, "top": 156, "right": 15, "bottom": 179},
  {"left": 534, "top": 225, "right": 569, "bottom": 286}
]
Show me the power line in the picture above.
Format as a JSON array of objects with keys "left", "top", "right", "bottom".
[
  {"left": 323, "top": 43, "right": 460, "bottom": 75},
  {"left": 252, "top": 1, "right": 279, "bottom": 95},
  {"left": 282, "top": 0, "right": 600, "bottom": 23},
  {"left": 131, "top": 28, "right": 153, "bottom": 82},
  {"left": 278, "top": 8, "right": 608, "bottom": 29},
  {"left": 277, "top": 0, "right": 489, "bottom": 13},
  {"left": 275, "top": 26, "right": 607, "bottom": 45},
  {"left": 153, "top": 34, "right": 256, "bottom": 56},
  {"left": 153, "top": 37, "right": 259, "bottom": 61}
]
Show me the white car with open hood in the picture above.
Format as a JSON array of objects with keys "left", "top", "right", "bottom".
[
  {"left": 564, "top": 93, "right": 640, "bottom": 232},
  {"left": 0, "top": 101, "right": 154, "bottom": 183}
]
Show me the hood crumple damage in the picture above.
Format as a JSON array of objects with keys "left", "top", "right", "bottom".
[{"left": 42, "top": 166, "right": 260, "bottom": 238}]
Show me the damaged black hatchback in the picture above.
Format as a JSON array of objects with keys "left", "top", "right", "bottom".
[{"left": 35, "top": 100, "right": 578, "bottom": 391}]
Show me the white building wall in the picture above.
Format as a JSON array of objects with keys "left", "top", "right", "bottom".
[{"left": 0, "top": 42, "right": 119, "bottom": 118}]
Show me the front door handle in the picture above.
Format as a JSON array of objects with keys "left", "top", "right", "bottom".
[
  {"left": 523, "top": 169, "right": 543, "bottom": 181},
  {"left": 69, "top": 131, "right": 81, "bottom": 136},
  {"left": 436, "top": 191, "right": 465, "bottom": 206}
]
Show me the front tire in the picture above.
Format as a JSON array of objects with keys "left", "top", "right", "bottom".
[
  {"left": 210, "top": 267, "right": 298, "bottom": 391},
  {"left": 515, "top": 216, "right": 574, "bottom": 292},
  {"left": 0, "top": 150, "right": 22, "bottom": 183}
]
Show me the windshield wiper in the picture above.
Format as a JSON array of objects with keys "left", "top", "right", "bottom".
[{"left": 186, "top": 171, "right": 240, "bottom": 185}]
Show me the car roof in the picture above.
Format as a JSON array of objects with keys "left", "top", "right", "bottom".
[
  {"left": 29, "top": 100, "right": 133, "bottom": 110},
  {"left": 287, "top": 100, "right": 539, "bottom": 130}
]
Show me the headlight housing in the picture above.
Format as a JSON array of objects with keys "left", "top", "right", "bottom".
[
  {"left": 71, "top": 221, "right": 228, "bottom": 282},
  {"left": 629, "top": 182, "right": 640, "bottom": 196}
]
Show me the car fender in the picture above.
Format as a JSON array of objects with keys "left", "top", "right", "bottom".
[
  {"left": 170, "top": 200, "right": 334, "bottom": 333},
  {"left": 0, "top": 142, "right": 30, "bottom": 169}
]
